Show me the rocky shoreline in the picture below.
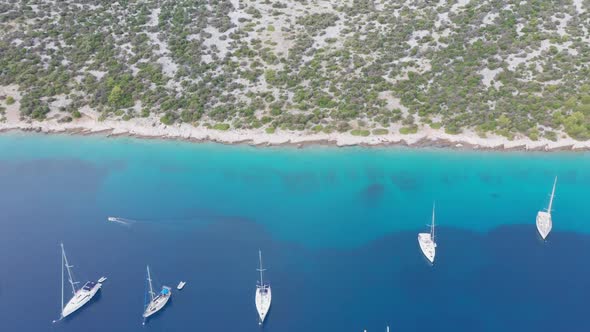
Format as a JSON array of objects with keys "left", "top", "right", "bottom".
[{"left": 2, "top": 122, "right": 590, "bottom": 152}]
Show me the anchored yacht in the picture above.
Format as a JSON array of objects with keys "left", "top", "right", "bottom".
[
  {"left": 536, "top": 177, "right": 557, "bottom": 240},
  {"left": 418, "top": 204, "right": 437, "bottom": 264},
  {"left": 56, "top": 243, "right": 104, "bottom": 320},
  {"left": 143, "top": 266, "right": 171, "bottom": 322},
  {"left": 255, "top": 250, "right": 272, "bottom": 325}
]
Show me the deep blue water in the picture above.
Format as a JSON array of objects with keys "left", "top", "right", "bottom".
[{"left": 1, "top": 133, "right": 589, "bottom": 331}]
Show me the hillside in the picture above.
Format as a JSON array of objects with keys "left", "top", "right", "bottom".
[{"left": 1, "top": 0, "right": 590, "bottom": 142}]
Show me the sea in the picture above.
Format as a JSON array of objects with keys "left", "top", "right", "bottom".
[{"left": 1, "top": 132, "right": 589, "bottom": 332}]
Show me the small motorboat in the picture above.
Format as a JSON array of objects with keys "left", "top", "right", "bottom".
[{"left": 177, "top": 281, "right": 186, "bottom": 290}]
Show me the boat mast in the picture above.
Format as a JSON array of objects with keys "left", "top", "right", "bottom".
[
  {"left": 61, "top": 243, "right": 78, "bottom": 294},
  {"left": 60, "top": 244, "right": 64, "bottom": 314},
  {"left": 431, "top": 202, "right": 436, "bottom": 241},
  {"left": 147, "top": 265, "right": 155, "bottom": 301},
  {"left": 257, "top": 250, "right": 266, "bottom": 287},
  {"left": 548, "top": 176, "right": 557, "bottom": 214}
]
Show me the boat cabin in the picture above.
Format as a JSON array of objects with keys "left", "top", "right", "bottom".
[{"left": 82, "top": 281, "right": 97, "bottom": 292}]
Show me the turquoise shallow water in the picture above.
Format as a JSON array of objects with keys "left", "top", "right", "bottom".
[
  {"left": 1, "top": 132, "right": 590, "bottom": 332},
  {"left": 2, "top": 132, "right": 590, "bottom": 247}
]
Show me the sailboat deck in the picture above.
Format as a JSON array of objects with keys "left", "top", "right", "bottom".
[{"left": 83, "top": 281, "right": 97, "bottom": 291}]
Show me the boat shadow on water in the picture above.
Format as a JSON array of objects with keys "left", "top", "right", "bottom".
[
  {"left": 143, "top": 297, "right": 174, "bottom": 326},
  {"left": 419, "top": 252, "right": 435, "bottom": 267}
]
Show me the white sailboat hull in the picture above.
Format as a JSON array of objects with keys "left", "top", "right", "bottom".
[
  {"left": 62, "top": 282, "right": 101, "bottom": 318},
  {"left": 418, "top": 233, "right": 436, "bottom": 263},
  {"left": 143, "top": 287, "right": 171, "bottom": 318},
  {"left": 255, "top": 286, "right": 272, "bottom": 324},
  {"left": 536, "top": 211, "right": 552, "bottom": 240}
]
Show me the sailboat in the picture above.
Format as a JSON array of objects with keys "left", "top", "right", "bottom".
[
  {"left": 55, "top": 243, "right": 104, "bottom": 321},
  {"left": 418, "top": 203, "right": 437, "bottom": 264},
  {"left": 536, "top": 176, "right": 557, "bottom": 240},
  {"left": 142, "top": 265, "right": 171, "bottom": 323},
  {"left": 255, "top": 250, "right": 272, "bottom": 325}
]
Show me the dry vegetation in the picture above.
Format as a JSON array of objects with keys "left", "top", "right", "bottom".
[{"left": 1, "top": 0, "right": 590, "bottom": 140}]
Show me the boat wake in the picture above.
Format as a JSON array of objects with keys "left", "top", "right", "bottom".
[
  {"left": 107, "top": 217, "right": 136, "bottom": 226},
  {"left": 106, "top": 214, "right": 215, "bottom": 228}
]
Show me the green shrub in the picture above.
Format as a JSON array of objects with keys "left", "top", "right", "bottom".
[
  {"left": 265, "top": 127, "right": 276, "bottom": 134},
  {"left": 528, "top": 128, "right": 540, "bottom": 141},
  {"left": 296, "top": 13, "right": 339, "bottom": 35},
  {"left": 351, "top": 129, "right": 370, "bottom": 136},
  {"left": 372, "top": 128, "right": 388, "bottom": 135},
  {"left": 444, "top": 125, "right": 462, "bottom": 135},
  {"left": 213, "top": 123, "right": 230, "bottom": 131},
  {"left": 563, "top": 112, "right": 589, "bottom": 140},
  {"left": 337, "top": 121, "right": 351, "bottom": 132},
  {"left": 399, "top": 126, "right": 418, "bottom": 134},
  {"left": 496, "top": 128, "right": 514, "bottom": 140},
  {"left": 108, "top": 85, "right": 132, "bottom": 108},
  {"left": 5, "top": 96, "right": 15, "bottom": 105},
  {"left": 312, "top": 125, "right": 323, "bottom": 132},
  {"left": 544, "top": 130, "right": 558, "bottom": 141},
  {"left": 160, "top": 112, "right": 175, "bottom": 125},
  {"left": 575, "top": 104, "right": 590, "bottom": 114}
]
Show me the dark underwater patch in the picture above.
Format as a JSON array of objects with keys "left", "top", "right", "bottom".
[
  {"left": 0, "top": 159, "right": 116, "bottom": 194},
  {"left": 360, "top": 183, "right": 385, "bottom": 202},
  {"left": 391, "top": 172, "right": 420, "bottom": 191},
  {"left": 281, "top": 171, "right": 319, "bottom": 191},
  {"left": 478, "top": 173, "right": 502, "bottom": 184}
]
